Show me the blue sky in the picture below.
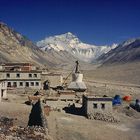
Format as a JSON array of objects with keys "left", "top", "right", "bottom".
[{"left": 0, "top": 0, "right": 140, "bottom": 45}]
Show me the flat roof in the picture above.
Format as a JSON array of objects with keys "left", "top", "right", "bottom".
[
  {"left": 0, "top": 79, "right": 6, "bottom": 82},
  {"left": 0, "top": 63, "right": 33, "bottom": 66},
  {"left": 0, "top": 70, "right": 42, "bottom": 73},
  {"left": 41, "top": 73, "right": 62, "bottom": 76},
  {"left": 83, "top": 95, "right": 113, "bottom": 101},
  {"left": 6, "top": 79, "right": 41, "bottom": 81}
]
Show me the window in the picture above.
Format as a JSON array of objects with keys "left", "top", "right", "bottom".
[
  {"left": 29, "top": 74, "right": 32, "bottom": 77},
  {"left": 31, "top": 82, "right": 34, "bottom": 86},
  {"left": 93, "top": 103, "right": 98, "bottom": 109},
  {"left": 25, "top": 82, "right": 29, "bottom": 87},
  {"left": 101, "top": 103, "right": 105, "bottom": 109},
  {"left": 7, "top": 82, "right": 11, "bottom": 87},
  {"left": 36, "top": 82, "right": 39, "bottom": 86},
  {"left": 19, "top": 82, "right": 23, "bottom": 86},
  {"left": 16, "top": 73, "right": 20, "bottom": 78},
  {"left": 34, "top": 74, "right": 37, "bottom": 77},
  {"left": 13, "top": 82, "right": 17, "bottom": 87},
  {"left": 6, "top": 73, "right": 10, "bottom": 78}
]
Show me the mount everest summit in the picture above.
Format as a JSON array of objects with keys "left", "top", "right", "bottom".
[{"left": 37, "top": 32, "right": 117, "bottom": 62}]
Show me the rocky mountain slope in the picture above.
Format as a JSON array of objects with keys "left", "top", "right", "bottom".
[
  {"left": 0, "top": 22, "right": 57, "bottom": 66},
  {"left": 0, "top": 22, "right": 79, "bottom": 68},
  {"left": 37, "top": 32, "right": 116, "bottom": 62},
  {"left": 98, "top": 38, "right": 140, "bottom": 65}
]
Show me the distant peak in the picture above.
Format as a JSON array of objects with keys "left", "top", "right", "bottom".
[
  {"left": 49, "top": 32, "right": 79, "bottom": 42},
  {"left": 62, "top": 32, "right": 76, "bottom": 38},
  {"left": 66, "top": 32, "right": 73, "bottom": 35}
]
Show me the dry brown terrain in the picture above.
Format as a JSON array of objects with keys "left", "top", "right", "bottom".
[
  {"left": 45, "top": 62, "right": 140, "bottom": 140},
  {"left": 84, "top": 62, "right": 140, "bottom": 85},
  {"left": 1, "top": 90, "right": 140, "bottom": 140},
  {"left": 47, "top": 110, "right": 140, "bottom": 140},
  {"left": 0, "top": 93, "right": 31, "bottom": 127},
  {"left": 0, "top": 62, "right": 140, "bottom": 140}
]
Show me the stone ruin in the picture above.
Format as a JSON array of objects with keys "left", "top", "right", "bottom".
[
  {"left": 0, "top": 116, "right": 50, "bottom": 140},
  {"left": 0, "top": 99, "right": 52, "bottom": 140}
]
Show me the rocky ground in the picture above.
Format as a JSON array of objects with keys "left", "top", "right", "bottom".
[
  {"left": 0, "top": 117, "right": 48, "bottom": 140},
  {"left": 0, "top": 92, "right": 51, "bottom": 140},
  {"left": 0, "top": 92, "right": 31, "bottom": 127}
]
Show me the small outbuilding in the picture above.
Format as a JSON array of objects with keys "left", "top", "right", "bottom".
[
  {"left": 0, "top": 79, "right": 7, "bottom": 101},
  {"left": 82, "top": 95, "right": 113, "bottom": 115}
]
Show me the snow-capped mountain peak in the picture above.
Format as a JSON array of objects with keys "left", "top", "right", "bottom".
[{"left": 37, "top": 32, "right": 117, "bottom": 62}]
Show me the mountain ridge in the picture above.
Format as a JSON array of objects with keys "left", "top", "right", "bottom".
[
  {"left": 0, "top": 22, "right": 60, "bottom": 67},
  {"left": 37, "top": 32, "right": 117, "bottom": 62},
  {"left": 1, "top": 21, "right": 140, "bottom": 69},
  {"left": 97, "top": 38, "right": 140, "bottom": 65}
]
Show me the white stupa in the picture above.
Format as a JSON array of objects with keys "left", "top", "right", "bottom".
[{"left": 67, "top": 61, "right": 87, "bottom": 92}]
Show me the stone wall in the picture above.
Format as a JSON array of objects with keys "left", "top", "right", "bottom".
[{"left": 41, "top": 74, "right": 63, "bottom": 88}]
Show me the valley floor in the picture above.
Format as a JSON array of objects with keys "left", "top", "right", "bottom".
[
  {"left": 47, "top": 110, "right": 140, "bottom": 140},
  {"left": 84, "top": 62, "right": 140, "bottom": 85},
  {"left": 1, "top": 62, "right": 140, "bottom": 140},
  {"left": 47, "top": 63, "right": 140, "bottom": 140}
]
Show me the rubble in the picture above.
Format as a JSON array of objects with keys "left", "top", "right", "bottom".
[
  {"left": 87, "top": 113, "right": 119, "bottom": 123},
  {"left": 0, "top": 117, "right": 50, "bottom": 140},
  {"left": 0, "top": 117, "right": 14, "bottom": 128}
]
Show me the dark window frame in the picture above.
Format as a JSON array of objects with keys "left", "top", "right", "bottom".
[
  {"left": 93, "top": 103, "right": 98, "bottom": 109},
  {"left": 19, "top": 82, "right": 23, "bottom": 86},
  {"left": 31, "top": 82, "right": 34, "bottom": 86},
  {"left": 34, "top": 74, "right": 37, "bottom": 77},
  {"left": 29, "top": 74, "right": 32, "bottom": 77},
  {"left": 101, "top": 103, "right": 105, "bottom": 109},
  {"left": 13, "top": 82, "right": 17, "bottom": 87},
  {"left": 36, "top": 82, "right": 39, "bottom": 86},
  {"left": 25, "top": 82, "right": 29, "bottom": 87},
  {"left": 7, "top": 82, "right": 11, "bottom": 87},
  {"left": 6, "top": 73, "right": 10, "bottom": 78},
  {"left": 16, "top": 73, "right": 20, "bottom": 78}
]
